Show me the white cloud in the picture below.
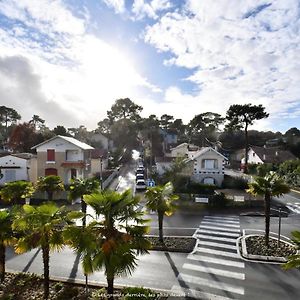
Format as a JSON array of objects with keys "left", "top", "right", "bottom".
[
  {"left": 132, "top": 0, "right": 172, "bottom": 20},
  {"left": 0, "top": 0, "right": 160, "bottom": 129},
  {"left": 102, "top": 0, "right": 125, "bottom": 14},
  {"left": 144, "top": 0, "right": 300, "bottom": 129}
]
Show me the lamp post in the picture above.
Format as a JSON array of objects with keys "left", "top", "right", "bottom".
[{"left": 100, "top": 155, "right": 103, "bottom": 190}]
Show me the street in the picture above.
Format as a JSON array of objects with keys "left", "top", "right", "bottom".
[{"left": 5, "top": 162, "right": 300, "bottom": 299}]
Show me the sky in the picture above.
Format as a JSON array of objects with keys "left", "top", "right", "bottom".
[{"left": 0, "top": 0, "right": 299, "bottom": 133}]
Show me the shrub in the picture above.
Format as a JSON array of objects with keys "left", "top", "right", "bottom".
[
  {"left": 222, "top": 175, "right": 248, "bottom": 190},
  {"left": 209, "top": 192, "right": 229, "bottom": 208}
]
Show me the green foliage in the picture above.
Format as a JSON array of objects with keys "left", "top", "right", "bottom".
[
  {"left": 209, "top": 192, "right": 229, "bottom": 208},
  {"left": 278, "top": 159, "right": 300, "bottom": 187},
  {"left": 35, "top": 175, "right": 65, "bottom": 201},
  {"left": 90, "top": 288, "right": 107, "bottom": 299},
  {"left": 160, "top": 157, "right": 188, "bottom": 185},
  {"left": 56, "top": 286, "right": 79, "bottom": 300},
  {"left": 64, "top": 189, "right": 150, "bottom": 296},
  {"left": 122, "top": 286, "right": 159, "bottom": 300},
  {"left": 222, "top": 175, "right": 248, "bottom": 190},
  {"left": 0, "top": 181, "right": 34, "bottom": 205},
  {"left": 68, "top": 178, "right": 99, "bottom": 200},
  {"left": 282, "top": 230, "right": 300, "bottom": 270}
]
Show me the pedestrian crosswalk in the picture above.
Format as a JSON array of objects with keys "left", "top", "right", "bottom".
[
  {"left": 169, "top": 215, "right": 245, "bottom": 299},
  {"left": 286, "top": 202, "right": 300, "bottom": 214}
]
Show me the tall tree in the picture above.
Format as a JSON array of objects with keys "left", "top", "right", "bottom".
[
  {"left": 0, "top": 181, "right": 34, "bottom": 205},
  {"left": 160, "top": 114, "right": 174, "bottom": 131},
  {"left": 0, "top": 106, "right": 21, "bottom": 140},
  {"left": 96, "top": 118, "right": 112, "bottom": 136},
  {"left": 107, "top": 98, "right": 142, "bottom": 122},
  {"left": 247, "top": 172, "right": 290, "bottom": 246},
  {"left": 8, "top": 122, "right": 39, "bottom": 152},
  {"left": 53, "top": 125, "right": 70, "bottom": 136},
  {"left": 13, "top": 203, "right": 83, "bottom": 299},
  {"left": 226, "top": 104, "right": 269, "bottom": 173},
  {"left": 35, "top": 176, "right": 65, "bottom": 201},
  {"left": 145, "top": 182, "right": 178, "bottom": 242},
  {"left": 68, "top": 178, "right": 99, "bottom": 227},
  {"left": 64, "top": 189, "right": 150, "bottom": 299},
  {"left": 29, "top": 115, "right": 45, "bottom": 130},
  {"left": 0, "top": 209, "right": 14, "bottom": 282}
]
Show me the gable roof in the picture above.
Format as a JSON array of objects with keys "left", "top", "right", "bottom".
[
  {"left": 250, "top": 146, "right": 296, "bottom": 164},
  {"left": 191, "top": 147, "right": 228, "bottom": 161},
  {"left": 31, "top": 135, "right": 94, "bottom": 150},
  {"left": 170, "top": 143, "right": 199, "bottom": 151}
]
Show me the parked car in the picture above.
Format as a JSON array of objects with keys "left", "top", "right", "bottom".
[
  {"left": 136, "top": 168, "right": 145, "bottom": 175},
  {"left": 136, "top": 179, "right": 146, "bottom": 191},
  {"left": 136, "top": 174, "right": 144, "bottom": 181}
]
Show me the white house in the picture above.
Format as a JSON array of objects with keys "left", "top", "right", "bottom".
[
  {"left": 190, "top": 147, "right": 227, "bottom": 186},
  {"left": 0, "top": 153, "right": 37, "bottom": 185},
  {"left": 168, "top": 143, "right": 200, "bottom": 158},
  {"left": 31, "top": 135, "right": 94, "bottom": 184}
]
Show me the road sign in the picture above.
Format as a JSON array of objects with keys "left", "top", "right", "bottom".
[{"left": 147, "top": 179, "right": 155, "bottom": 187}]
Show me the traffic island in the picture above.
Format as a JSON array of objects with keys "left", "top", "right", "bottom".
[
  {"left": 147, "top": 236, "right": 196, "bottom": 253},
  {"left": 238, "top": 229, "right": 298, "bottom": 263}
]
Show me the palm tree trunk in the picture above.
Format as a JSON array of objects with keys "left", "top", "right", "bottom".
[
  {"left": 81, "top": 197, "right": 87, "bottom": 227},
  {"left": 158, "top": 212, "right": 164, "bottom": 243},
  {"left": 107, "top": 276, "right": 114, "bottom": 300},
  {"left": 42, "top": 244, "right": 50, "bottom": 299},
  {"left": 265, "top": 192, "right": 271, "bottom": 247},
  {"left": 0, "top": 242, "right": 5, "bottom": 282}
]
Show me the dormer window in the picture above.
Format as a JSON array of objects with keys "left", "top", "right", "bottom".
[{"left": 47, "top": 149, "right": 55, "bottom": 162}]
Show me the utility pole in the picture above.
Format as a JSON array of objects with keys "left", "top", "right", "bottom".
[{"left": 100, "top": 156, "right": 103, "bottom": 190}]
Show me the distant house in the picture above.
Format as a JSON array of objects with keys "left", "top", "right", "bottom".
[
  {"left": 31, "top": 135, "right": 94, "bottom": 184},
  {"left": 168, "top": 143, "right": 200, "bottom": 158},
  {"left": 242, "top": 146, "right": 296, "bottom": 165},
  {"left": 0, "top": 153, "right": 37, "bottom": 185},
  {"left": 155, "top": 146, "right": 227, "bottom": 186}
]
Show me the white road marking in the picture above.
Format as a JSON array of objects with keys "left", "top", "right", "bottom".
[
  {"left": 194, "top": 234, "right": 237, "bottom": 243},
  {"left": 201, "top": 221, "right": 240, "bottom": 228},
  {"left": 199, "top": 225, "right": 241, "bottom": 233},
  {"left": 203, "top": 216, "right": 239, "bottom": 221},
  {"left": 196, "top": 247, "right": 239, "bottom": 259},
  {"left": 171, "top": 285, "right": 237, "bottom": 300},
  {"left": 183, "top": 263, "right": 245, "bottom": 280},
  {"left": 196, "top": 229, "right": 240, "bottom": 237},
  {"left": 187, "top": 254, "right": 245, "bottom": 268},
  {"left": 196, "top": 240, "right": 237, "bottom": 250},
  {"left": 177, "top": 273, "right": 245, "bottom": 295},
  {"left": 203, "top": 218, "right": 240, "bottom": 224}
]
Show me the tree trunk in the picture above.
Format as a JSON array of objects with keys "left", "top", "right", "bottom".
[
  {"left": 244, "top": 123, "right": 249, "bottom": 174},
  {"left": 265, "top": 192, "right": 271, "bottom": 247},
  {"left": 42, "top": 243, "right": 50, "bottom": 299},
  {"left": 81, "top": 197, "right": 87, "bottom": 227},
  {"left": 48, "top": 191, "right": 53, "bottom": 202},
  {"left": 158, "top": 212, "right": 164, "bottom": 243},
  {"left": 107, "top": 276, "right": 114, "bottom": 300},
  {"left": 0, "top": 242, "right": 5, "bottom": 282}
]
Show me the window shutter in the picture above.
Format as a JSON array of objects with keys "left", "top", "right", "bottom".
[{"left": 47, "top": 149, "right": 55, "bottom": 161}]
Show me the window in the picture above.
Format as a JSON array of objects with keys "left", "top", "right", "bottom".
[
  {"left": 71, "top": 168, "right": 77, "bottom": 179},
  {"left": 201, "top": 159, "right": 218, "bottom": 169},
  {"left": 253, "top": 152, "right": 255, "bottom": 157},
  {"left": 47, "top": 149, "right": 55, "bottom": 161}
]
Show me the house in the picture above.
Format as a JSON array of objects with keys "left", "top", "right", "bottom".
[
  {"left": 0, "top": 153, "right": 37, "bottom": 185},
  {"left": 31, "top": 135, "right": 94, "bottom": 184},
  {"left": 155, "top": 146, "right": 227, "bottom": 186},
  {"left": 242, "top": 146, "right": 296, "bottom": 165},
  {"left": 168, "top": 143, "right": 200, "bottom": 158},
  {"left": 189, "top": 147, "right": 227, "bottom": 186}
]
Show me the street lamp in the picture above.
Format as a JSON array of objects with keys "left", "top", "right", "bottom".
[{"left": 100, "top": 155, "right": 103, "bottom": 190}]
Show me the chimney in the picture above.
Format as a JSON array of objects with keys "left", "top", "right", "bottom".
[
  {"left": 263, "top": 154, "right": 266, "bottom": 161},
  {"left": 275, "top": 151, "right": 278, "bottom": 156}
]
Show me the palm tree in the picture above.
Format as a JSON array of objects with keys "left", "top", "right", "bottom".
[
  {"left": 0, "top": 180, "right": 34, "bottom": 205},
  {"left": 35, "top": 175, "right": 65, "bottom": 202},
  {"left": 247, "top": 171, "right": 290, "bottom": 246},
  {"left": 282, "top": 230, "right": 300, "bottom": 270},
  {"left": 13, "top": 202, "right": 83, "bottom": 299},
  {"left": 68, "top": 178, "right": 99, "bottom": 226},
  {"left": 64, "top": 189, "right": 150, "bottom": 299},
  {"left": 145, "top": 182, "right": 178, "bottom": 242},
  {"left": 0, "top": 209, "right": 14, "bottom": 282}
]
